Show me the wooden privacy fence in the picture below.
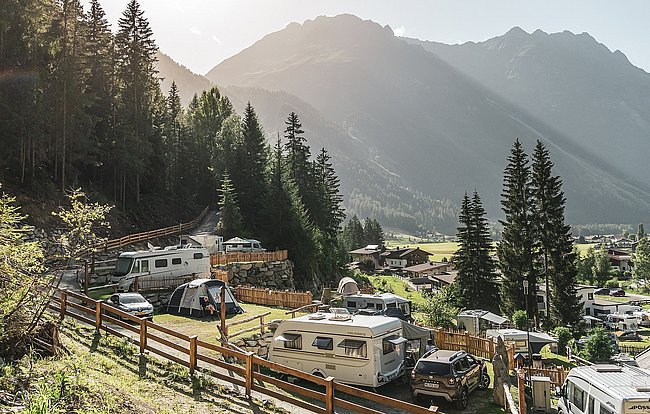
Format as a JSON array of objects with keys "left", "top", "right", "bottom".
[
  {"left": 523, "top": 366, "right": 569, "bottom": 387},
  {"left": 234, "top": 285, "right": 313, "bottom": 309},
  {"left": 432, "top": 329, "right": 515, "bottom": 369},
  {"left": 210, "top": 250, "right": 288, "bottom": 265},
  {"left": 78, "top": 206, "right": 210, "bottom": 257},
  {"left": 619, "top": 344, "right": 649, "bottom": 356},
  {"left": 50, "top": 289, "right": 440, "bottom": 414}
]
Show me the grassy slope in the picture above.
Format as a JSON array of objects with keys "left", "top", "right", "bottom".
[{"left": 1, "top": 320, "right": 283, "bottom": 414}]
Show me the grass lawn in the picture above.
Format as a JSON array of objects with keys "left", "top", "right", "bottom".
[
  {"left": 595, "top": 294, "right": 629, "bottom": 303},
  {"left": 385, "top": 239, "right": 460, "bottom": 262},
  {"left": 366, "top": 275, "right": 428, "bottom": 307}
]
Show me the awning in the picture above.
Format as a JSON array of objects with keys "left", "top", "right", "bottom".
[
  {"left": 481, "top": 312, "right": 508, "bottom": 325},
  {"left": 583, "top": 315, "right": 602, "bottom": 322},
  {"left": 338, "top": 339, "right": 366, "bottom": 349},
  {"left": 388, "top": 337, "right": 408, "bottom": 345},
  {"left": 275, "top": 333, "right": 300, "bottom": 342}
]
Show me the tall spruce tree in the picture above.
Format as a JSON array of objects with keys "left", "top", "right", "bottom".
[
  {"left": 314, "top": 148, "right": 345, "bottom": 240},
  {"left": 216, "top": 170, "right": 242, "bottom": 240},
  {"left": 497, "top": 140, "right": 537, "bottom": 320},
  {"left": 531, "top": 140, "right": 582, "bottom": 327},
  {"left": 283, "top": 112, "right": 317, "bottom": 217},
  {"left": 453, "top": 191, "right": 499, "bottom": 312}
]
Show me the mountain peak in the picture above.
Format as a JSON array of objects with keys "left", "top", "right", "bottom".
[{"left": 504, "top": 26, "right": 529, "bottom": 37}]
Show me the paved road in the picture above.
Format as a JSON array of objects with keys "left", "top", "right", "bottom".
[
  {"left": 624, "top": 292, "right": 650, "bottom": 302},
  {"left": 191, "top": 209, "right": 220, "bottom": 235}
]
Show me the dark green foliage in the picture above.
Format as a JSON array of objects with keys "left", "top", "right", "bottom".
[
  {"left": 512, "top": 310, "right": 528, "bottom": 331},
  {"left": 342, "top": 215, "right": 365, "bottom": 250},
  {"left": 531, "top": 141, "right": 582, "bottom": 328},
  {"left": 581, "top": 327, "right": 614, "bottom": 363},
  {"left": 554, "top": 326, "right": 572, "bottom": 355},
  {"left": 497, "top": 140, "right": 536, "bottom": 319},
  {"left": 453, "top": 191, "right": 500, "bottom": 313},
  {"left": 362, "top": 217, "right": 385, "bottom": 248},
  {"left": 216, "top": 171, "right": 242, "bottom": 240},
  {"left": 639, "top": 223, "right": 646, "bottom": 240}
]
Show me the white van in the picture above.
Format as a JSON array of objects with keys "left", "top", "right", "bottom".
[
  {"left": 342, "top": 292, "right": 412, "bottom": 319},
  {"left": 604, "top": 313, "right": 639, "bottom": 331},
  {"left": 557, "top": 364, "right": 650, "bottom": 414},
  {"left": 268, "top": 309, "right": 407, "bottom": 388},
  {"left": 223, "top": 237, "right": 265, "bottom": 253},
  {"left": 111, "top": 245, "right": 210, "bottom": 291}
]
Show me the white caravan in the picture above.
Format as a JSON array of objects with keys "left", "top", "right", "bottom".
[
  {"left": 223, "top": 237, "right": 265, "bottom": 253},
  {"left": 342, "top": 292, "right": 412, "bottom": 319},
  {"left": 179, "top": 233, "right": 223, "bottom": 254},
  {"left": 557, "top": 364, "right": 650, "bottom": 414},
  {"left": 111, "top": 245, "right": 210, "bottom": 291},
  {"left": 604, "top": 313, "right": 640, "bottom": 331},
  {"left": 268, "top": 309, "right": 407, "bottom": 388}
]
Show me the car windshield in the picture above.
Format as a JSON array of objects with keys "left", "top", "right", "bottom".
[
  {"left": 119, "top": 294, "right": 145, "bottom": 304},
  {"left": 113, "top": 257, "right": 133, "bottom": 276},
  {"left": 415, "top": 360, "right": 452, "bottom": 376}
]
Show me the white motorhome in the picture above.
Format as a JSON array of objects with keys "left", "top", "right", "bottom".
[
  {"left": 223, "top": 237, "right": 265, "bottom": 253},
  {"left": 604, "top": 313, "right": 640, "bottom": 331},
  {"left": 342, "top": 293, "right": 412, "bottom": 320},
  {"left": 557, "top": 364, "right": 650, "bottom": 414},
  {"left": 179, "top": 233, "right": 223, "bottom": 254},
  {"left": 111, "top": 245, "right": 210, "bottom": 291},
  {"left": 268, "top": 309, "right": 407, "bottom": 388}
]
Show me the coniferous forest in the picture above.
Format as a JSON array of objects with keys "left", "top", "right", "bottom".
[{"left": 0, "top": 0, "right": 349, "bottom": 288}]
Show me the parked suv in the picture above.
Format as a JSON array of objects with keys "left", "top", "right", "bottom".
[{"left": 410, "top": 349, "right": 490, "bottom": 409}]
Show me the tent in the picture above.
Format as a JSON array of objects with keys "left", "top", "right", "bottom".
[
  {"left": 402, "top": 321, "right": 432, "bottom": 359},
  {"left": 337, "top": 277, "right": 360, "bottom": 296},
  {"left": 486, "top": 328, "right": 557, "bottom": 355},
  {"left": 166, "top": 279, "right": 243, "bottom": 317}
]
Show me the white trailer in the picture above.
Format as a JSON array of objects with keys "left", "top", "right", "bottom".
[
  {"left": 179, "top": 233, "right": 223, "bottom": 254},
  {"left": 557, "top": 364, "right": 650, "bottom": 414},
  {"left": 111, "top": 245, "right": 210, "bottom": 291},
  {"left": 268, "top": 309, "right": 407, "bottom": 388}
]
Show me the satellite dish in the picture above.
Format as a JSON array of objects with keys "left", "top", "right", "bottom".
[{"left": 147, "top": 242, "right": 155, "bottom": 251}]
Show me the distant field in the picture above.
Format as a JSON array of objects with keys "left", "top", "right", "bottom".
[{"left": 385, "top": 239, "right": 459, "bottom": 261}]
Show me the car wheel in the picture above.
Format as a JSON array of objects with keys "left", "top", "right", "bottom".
[
  {"left": 455, "top": 387, "right": 468, "bottom": 410},
  {"left": 479, "top": 371, "right": 490, "bottom": 389}
]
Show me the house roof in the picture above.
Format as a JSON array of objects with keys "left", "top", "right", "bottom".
[
  {"left": 380, "top": 247, "right": 432, "bottom": 259},
  {"left": 458, "top": 309, "right": 508, "bottom": 325},
  {"left": 403, "top": 262, "right": 450, "bottom": 273},
  {"left": 430, "top": 272, "right": 457, "bottom": 285},
  {"left": 593, "top": 298, "right": 629, "bottom": 307},
  {"left": 349, "top": 246, "right": 381, "bottom": 255}
]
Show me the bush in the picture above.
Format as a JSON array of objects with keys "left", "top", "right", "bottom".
[
  {"left": 580, "top": 327, "right": 614, "bottom": 363},
  {"left": 512, "top": 310, "right": 529, "bottom": 330},
  {"left": 554, "top": 327, "right": 572, "bottom": 355},
  {"left": 604, "top": 278, "right": 620, "bottom": 288}
]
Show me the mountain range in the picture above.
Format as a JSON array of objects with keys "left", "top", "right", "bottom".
[{"left": 155, "top": 14, "right": 650, "bottom": 233}]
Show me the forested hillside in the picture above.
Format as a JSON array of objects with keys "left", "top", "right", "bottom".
[{"left": 0, "top": 0, "right": 351, "bottom": 288}]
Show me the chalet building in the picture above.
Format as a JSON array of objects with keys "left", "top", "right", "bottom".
[
  {"left": 380, "top": 247, "right": 432, "bottom": 269},
  {"left": 608, "top": 248, "right": 633, "bottom": 273},
  {"left": 349, "top": 245, "right": 383, "bottom": 270},
  {"left": 429, "top": 272, "right": 457, "bottom": 290},
  {"left": 537, "top": 284, "right": 596, "bottom": 317},
  {"left": 403, "top": 261, "right": 454, "bottom": 278}
]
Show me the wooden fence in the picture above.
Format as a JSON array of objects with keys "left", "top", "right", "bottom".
[
  {"left": 432, "top": 329, "right": 516, "bottom": 369},
  {"left": 619, "top": 344, "right": 648, "bottom": 356},
  {"left": 233, "top": 285, "right": 313, "bottom": 309},
  {"left": 78, "top": 206, "right": 210, "bottom": 257},
  {"left": 523, "top": 366, "right": 570, "bottom": 387},
  {"left": 225, "top": 311, "right": 271, "bottom": 339},
  {"left": 210, "top": 250, "right": 288, "bottom": 265},
  {"left": 50, "top": 289, "right": 440, "bottom": 414}
]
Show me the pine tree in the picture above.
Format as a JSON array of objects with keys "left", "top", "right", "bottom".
[
  {"left": 453, "top": 191, "right": 499, "bottom": 313},
  {"left": 363, "top": 218, "right": 385, "bottom": 248},
  {"left": 283, "top": 112, "right": 316, "bottom": 216},
  {"left": 531, "top": 141, "right": 582, "bottom": 327},
  {"left": 633, "top": 238, "right": 650, "bottom": 289},
  {"left": 497, "top": 140, "right": 537, "bottom": 320},
  {"left": 639, "top": 224, "right": 646, "bottom": 240},
  {"left": 216, "top": 170, "right": 243, "bottom": 240},
  {"left": 343, "top": 215, "right": 365, "bottom": 250},
  {"left": 238, "top": 102, "right": 268, "bottom": 233},
  {"left": 314, "top": 148, "right": 345, "bottom": 239}
]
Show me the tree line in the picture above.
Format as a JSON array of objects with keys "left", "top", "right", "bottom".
[
  {"left": 0, "top": 0, "right": 348, "bottom": 288},
  {"left": 451, "top": 140, "right": 581, "bottom": 330}
]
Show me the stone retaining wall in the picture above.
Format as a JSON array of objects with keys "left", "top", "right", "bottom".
[{"left": 222, "top": 260, "right": 294, "bottom": 290}]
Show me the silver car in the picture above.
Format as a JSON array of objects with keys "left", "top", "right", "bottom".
[{"left": 106, "top": 293, "right": 154, "bottom": 320}]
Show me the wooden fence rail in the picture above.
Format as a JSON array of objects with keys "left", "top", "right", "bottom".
[
  {"left": 524, "top": 366, "right": 570, "bottom": 387},
  {"left": 50, "top": 288, "right": 439, "bottom": 414},
  {"left": 210, "top": 250, "right": 288, "bottom": 265},
  {"left": 225, "top": 311, "right": 271, "bottom": 339},
  {"left": 234, "top": 285, "right": 313, "bottom": 309},
  {"left": 432, "top": 329, "right": 516, "bottom": 369},
  {"left": 78, "top": 206, "right": 210, "bottom": 257}
]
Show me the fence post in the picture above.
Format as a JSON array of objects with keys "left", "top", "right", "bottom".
[
  {"left": 325, "top": 376, "right": 335, "bottom": 414},
  {"left": 260, "top": 314, "right": 266, "bottom": 334},
  {"left": 189, "top": 335, "right": 197, "bottom": 375},
  {"left": 84, "top": 260, "right": 89, "bottom": 294},
  {"left": 60, "top": 289, "right": 67, "bottom": 319},
  {"left": 139, "top": 319, "right": 147, "bottom": 354},
  {"left": 245, "top": 352, "right": 254, "bottom": 397},
  {"left": 517, "top": 369, "right": 526, "bottom": 414},
  {"left": 134, "top": 276, "right": 139, "bottom": 292},
  {"left": 95, "top": 301, "right": 102, "bottom": 331}
]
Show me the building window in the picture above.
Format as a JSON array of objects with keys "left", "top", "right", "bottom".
[
  {"left": 154, "top": 259, "right": 167, "bottom": 268},
  {"left": 338, "top": 339, "right": 367, "bottom": 358},
  {"left": 312, "top": 337, "right": 333, "bottom": 350},
  {"left": 172, "top": 258, "right": 182, "bottom": 265}
]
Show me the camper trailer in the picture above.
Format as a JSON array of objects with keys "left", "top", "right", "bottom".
[
  {"left": 111, "top": 245, "right": 210, "bottom": 291},
  {"left": 557, "top": 364, "right": 650, "bottom": 414},
  {"left": 179, "top": 233, "right": 223, "bottom": 254},
  {"left": 604, "top": 313, "right": 639, "bottom": 331},
  {"left": 223, "top": 237, "right": 265, "bottom": 253},
  {"left": 342, "top": 293, "right": 412, "bottom": 320},
  {"left": 268, "top": 310, "right": 407, "bottom": 388}
]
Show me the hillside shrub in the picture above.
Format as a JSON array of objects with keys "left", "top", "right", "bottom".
[
  {"left": 554, "top": 327, "right": 572, "bottom": 355},
  {"left": 604, "top": 278, "right": 620, "bottom": 288},
  {"left": 512, "top": 310, "right": 529, "bottom": 330}
]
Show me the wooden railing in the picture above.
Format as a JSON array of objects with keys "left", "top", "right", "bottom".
[
  {"left": 432, "top": 329, "right": 516, "bottom": 368},
  {"left": 50, "top": 289, "right": 440, "bottom": 414},
  {"left": 225, "top": 311, "right": 271, "bottom": 339},
  {"left": 524, "top": 366, "right": 570, "bottom": 387},
  {"left": 78, "top": 206, "right": 210, "bottom": 257},
  {"left": 619, "top": 344, "right": 649, "bottom": 356},
  {"left": 285, "top": 302, "right": 322, "bottom": 318},
  {"left": 210, "top": 250, "right": 288, "bottom": 265},
  {"left": 234, "top": 285, "right": 313, "bottom": 309}
]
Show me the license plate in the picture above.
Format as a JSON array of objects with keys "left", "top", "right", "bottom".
[
  {"left": 424, "top": 382, "right": 439, "bottom": 388},
  {"left": 136, "top": 312, "right": 146, "bottom": 316}
]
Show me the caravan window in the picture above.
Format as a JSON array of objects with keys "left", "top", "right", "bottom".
[
  {"left": 141, "top": 260, "right": 149, "bottom": 273},
  {"left": 599, "top": 407, "right": 613, "bottom": 414},
  {"left": 567, "top": 381, "right": 585, "bottom": 412},
  {"left": 383, "top": 336, "right": 398, "bottom": 355},
  {"left": 338, "top": 339, "right": 367, "bottom": 358},
  {"left": 376, "top": 303, "right": 383, "bottom": 310},
  {"left": 276, "top": 333, "right": 302, "bottom": 350},
  {"left": 172, "top": 258, "right": 181, "bottom": 265},
  {"left": 193, "top": 252, "right": 204, "bottom": 259},
  {"left": 347, "top": 301, "right": 357, "bottom": 308},
  {"left": 132, "top": 261, "right": 140, "bottom": 273},
  {"left": 312, "top": 337, "right": 333, "bottom": 350}
]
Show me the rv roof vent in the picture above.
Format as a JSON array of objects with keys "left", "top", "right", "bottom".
[
  {"left": 308, "top": 313, "right": 326, "bottom": 320},
  {"left": 329, "top": 308, "right": 352, "bottom": 321},
  {"left": 164, "top": 245, "right": 178, "bottom": 251},
  {"left": 592, "top": 364, "right": 623, "bottom": 373}
]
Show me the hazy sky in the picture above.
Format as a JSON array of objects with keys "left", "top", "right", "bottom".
[{"left": 92, "top": 0, "right": 650, "bottom": 75}]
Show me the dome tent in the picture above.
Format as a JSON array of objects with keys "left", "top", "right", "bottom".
[
  {"left": 166, "top": 279, "right": 243, "bottom": 316},
  {"left": 337, "top": 277, "right": 360, "bottom": 296}
]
